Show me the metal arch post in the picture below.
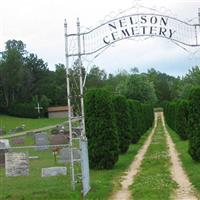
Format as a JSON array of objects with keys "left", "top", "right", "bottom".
[
  {"left": 77, "top": 18, "right": 86, "bottom": 138},
  {"left": 198, "top": 8, "right": 200, "bottom": 25},
  {"left": 64, "top": 19, "right": 75, "bottom": 190}
]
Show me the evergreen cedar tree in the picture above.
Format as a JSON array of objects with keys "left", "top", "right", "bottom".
[
  {"left": 164, "top": 100, "right": 189, "bottom": 140},
  {"left": 84, "top": 88, "right": 154, "bottom": 169},
  {"left": 127, "top": 100, "right": 141, "bottom": 144},
  {"left": 175, "top": 100, "right": 189, "bottom": 140},
  {"left": 112, "top": 95, "right": 131, "bottom": 154},
  {"left": 84, "top": 89, "right": 119, "bottom": 169},
  {"left": 188, "top": 87, "right": 200, "bottom": 161}
]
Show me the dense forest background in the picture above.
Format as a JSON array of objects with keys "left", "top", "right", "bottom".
[{"left": 0, "top": 40, "right": 200, "bottom": 118}]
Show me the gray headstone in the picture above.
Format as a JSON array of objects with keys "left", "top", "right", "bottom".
[
  {"left": 59, "top": 148, "right": 80, "bottom": 163},
  {"left": 11, "top": 137, "right": 24, "bottom": 145},
  {"left": 5, "top": 152, "right": 29, "bottom": 176},
  {"left": 41, "top": 167, "right": 67, "bottom": 177},
  {"left": 0, "top": 142, "right": 8, "bottom": 167},
  {"left": 50, "top": 134, "right": 67, "bottom": 145},
  {"left": 35, "top": 132, "right": 49, "bottom": 150}
]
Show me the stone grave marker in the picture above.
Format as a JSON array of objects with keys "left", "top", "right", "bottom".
[
  {"left": 11, "top": 137, "right": 25, "bottom": 145},
  {"left": 5, "top": 152, "right": 29, "bottom": 176},
  {"left": 0, "top": 139, "right": 10, "bottom": 149},
  {"left": 59, "top": 148, "right": 80, "bottom": 163},
  {"left": 50, "top": 134, "right": 67, "bottom": 145},
  {"left": 35, "top": 132, "right": 49, "bottom": 150},
  {"left": 41, "top": 167, "right": 67, "bottom": 177},
  {"left": 0, "top": 142, "right": 9, "bottom": 167}
]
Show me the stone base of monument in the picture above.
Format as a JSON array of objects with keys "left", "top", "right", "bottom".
[{"left": 41, "top": 167, "right": 67, "bottom": 177}]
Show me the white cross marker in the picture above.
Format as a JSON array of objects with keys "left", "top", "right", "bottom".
[{"left": 35, "top": 103, "right": 43, "bottom": 114}]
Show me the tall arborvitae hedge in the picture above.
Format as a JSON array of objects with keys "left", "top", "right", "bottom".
[
  {"left": 112, "top": 95, "right": 131, "bottom": 154},
  {"left": 142, "top": 104, "right": 154, "bottom": 133},
  {"left": 127, "top": 100, "right": 141, "bottom": 144},
  {"left": 85, "top": 89, "right": 119, "bottom": 169},
  {"left": 128, "top": 100, "right": 154, "bottom": 144},
  {"left": 164, "top": 102, "right": 176, "bottom": 130},
  {"left": 164, "top": 100, "right": 189, "bottom": 140},
  {"left": 188, "top": 87, "right": 200, "bottom": 161},
  {"left": 175, "top": 100, "right": 189, "bottom": 140}
]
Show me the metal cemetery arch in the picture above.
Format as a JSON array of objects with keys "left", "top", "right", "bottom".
[{"left": 64, "top": 7, "right": 200, "bottom": 196}]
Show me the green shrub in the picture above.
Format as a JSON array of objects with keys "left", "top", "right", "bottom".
[
  {"left": 127, "top": 100, "right": 141, "bottom": 144},
  {"left": 9, "top": 102, "right": 39, "bottom": 118},
  {"left": 188, "top": 87, "right": 200, "bottom": 161},
  {"left": 85, "top": 89, "right": 119, "bottom": 169},
  {"left": 112, "top": 95, "right": 131, "bottom": 154},
  {"left": 175, "top": 100, "right": 189, "bottom": 140}
]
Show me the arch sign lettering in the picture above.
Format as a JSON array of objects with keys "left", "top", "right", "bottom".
[{"left": 65, "top": 11, "right": 200, "bottom": 57}]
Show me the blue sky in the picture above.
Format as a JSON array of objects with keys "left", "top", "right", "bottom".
[{"left": 0, "top": 0, "right": 200, "bottom": 77}]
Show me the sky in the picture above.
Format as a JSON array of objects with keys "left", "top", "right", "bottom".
[{"left": 0, "top": 0, "right": 200, "bottom": 77}]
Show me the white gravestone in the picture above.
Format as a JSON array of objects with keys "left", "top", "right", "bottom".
[
  {"left": 41, "top": 167, "right": 67, "bottom": 177},
  {"left": 5, "top": 152, "right": 29, "bottom": 176},
  {"left": 0, "top": 139, "right": 10, "bottom": 149}
]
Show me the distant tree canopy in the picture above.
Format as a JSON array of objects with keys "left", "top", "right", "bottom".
[
  {"left": 116, "top": 74, "right": 157, "bottom": 104},
  {"left": 0, "top": 39, "right": 200, "bottom": 118}
]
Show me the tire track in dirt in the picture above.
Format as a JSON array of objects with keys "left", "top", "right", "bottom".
[
  {"left": 109, "top": 112, "right": 159, "bottom": 200},
  {"left": 161, "top": 112, "right": 198, "bottom": 200}
]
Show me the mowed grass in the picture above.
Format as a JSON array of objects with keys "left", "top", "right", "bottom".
[
  {"left": 167, "top": 127, "right": 200, "bottom": 198},
  {"left": 0, "top": 115, "right": 66, "bottom": 134},
  {"left": 0, "top": 128, "right": 152, "bottom": 200},
  {"left": 131, "top": 119, "right": 177, "bottom": 200}
]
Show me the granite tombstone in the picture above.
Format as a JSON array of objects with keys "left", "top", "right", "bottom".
[
  {"left": 5, "top": 152, "right": 29, "bottom": 176},
  {"left": 59, "top": 148, "right": 80, "bottom": 163},
  {"left": 35, "top": 132, "right": 49, "bottom": 150}
]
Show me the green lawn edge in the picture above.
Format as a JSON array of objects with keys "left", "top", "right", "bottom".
[{"left": 167, "top": 126, "right": 200, "bottom": 198}]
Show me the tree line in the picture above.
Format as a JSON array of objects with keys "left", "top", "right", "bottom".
[{"left": 1, "top": 39, "right": 200, "bottom": 118}]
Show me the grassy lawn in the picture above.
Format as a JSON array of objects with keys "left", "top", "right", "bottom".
[
  {"left": 167, "top": 127, "right": 200, "bottom": 198},
  {"left": 0, "top": 128, "right": 152, "bottom": 200},
  {"left": 0, "top": 115, "right": 66, "bottom": 134},
  {"left": 131, "top": 119, "right": 177, "bottom": 200}
]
